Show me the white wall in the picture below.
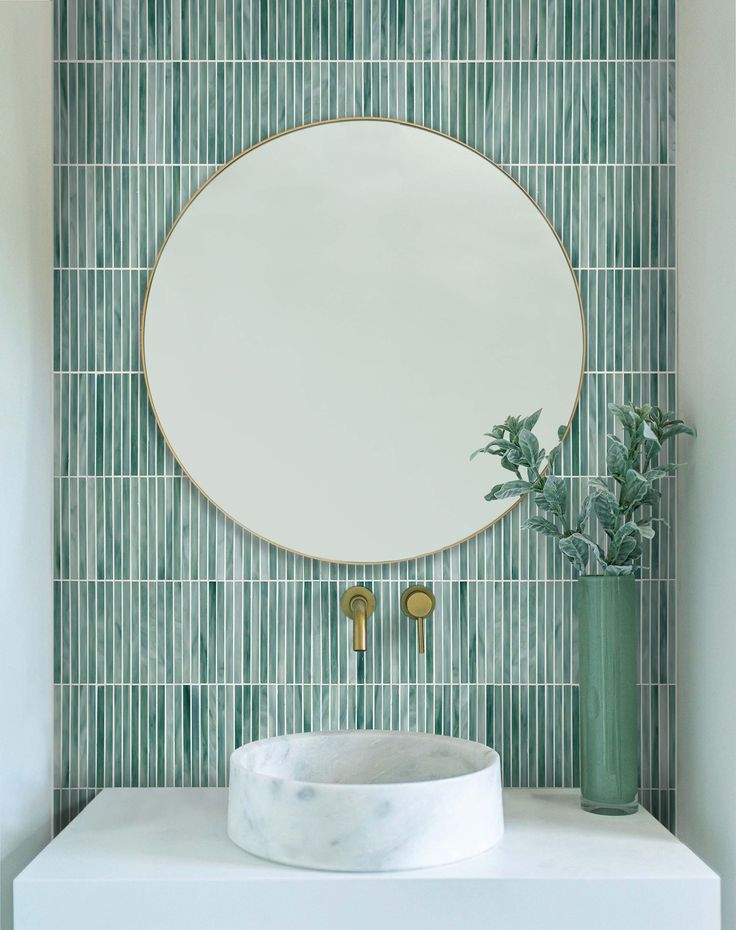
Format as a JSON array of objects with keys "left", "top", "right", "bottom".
[
  {"left": 0, "top": 0, "right": 734, "bottom": 926},
  {"left": 0, "top": 2, "right": 54, "bottom": 928},
  {"left": 677, "top": 0, "right": 736, "bottom": 926}
]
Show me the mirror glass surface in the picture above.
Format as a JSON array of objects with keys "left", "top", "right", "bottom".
[{"left": 143, "top": 119, "right": 584, "bottom": 563}]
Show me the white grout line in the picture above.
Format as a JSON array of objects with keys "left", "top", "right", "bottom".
[
  {"left": 53, "top": 58, "right": 678, "bottom": 64},
  {"left": 52, "top": 266, "right": 678, "bottom": 271},
  {"left": 53, "top": 577, "right": 682, "bottom": 583}
]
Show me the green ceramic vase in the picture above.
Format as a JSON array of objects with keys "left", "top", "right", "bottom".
[{"left": 577, "top": 575, "right": 639, "bottom": 815}]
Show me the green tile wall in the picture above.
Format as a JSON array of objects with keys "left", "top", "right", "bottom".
[{"left": 53, "top": 0, "right": 677, "bottom": 832}]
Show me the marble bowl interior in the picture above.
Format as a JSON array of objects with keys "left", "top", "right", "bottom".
[{"left": 236, "top": 730, "right": 494, "bottom": 785}]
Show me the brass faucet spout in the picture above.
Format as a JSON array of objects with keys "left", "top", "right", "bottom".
[
  {"left": 340, "top": 586, "right": 376, "bottom": 653},
  {"left": 351, "top": 597, "right": 367, "bottom": 652}
]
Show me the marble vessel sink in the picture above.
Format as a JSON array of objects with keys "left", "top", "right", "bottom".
[{"left": 227, "top": 730, "right": 503, "bottom": 871}]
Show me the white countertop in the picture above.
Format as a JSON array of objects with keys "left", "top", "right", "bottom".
[{"left": 15, "top": 788, "right": 719, "bottom": 930}]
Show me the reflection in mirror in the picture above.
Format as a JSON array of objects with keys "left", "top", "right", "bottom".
[{"left": 143, "top": 119, "right": 584, "bottom": 563}]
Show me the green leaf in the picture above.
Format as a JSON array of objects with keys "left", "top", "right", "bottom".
[
  {"left": 615, "top": 535, "right": 639, "bottom": 563},
  {"left": 541, "top": 475, "right": 568, "bottom": 518},
  {"left": 471, "top": 435, "right": 515, "bottom": 459},
  {"left": 634, "top": 522, "right": 656, "bottom": 539},
  {"left": 631, "top": 420, "right": 645, "bottom": 447},
  {"left": 608, "top": 523, "right": 640, "bottom": 563},
  {"left": 590, "top": 546, "right": 609, "bottom": 570},
  {"left": 626, "top": 517, "right": 666, "bottom": 540},
  {"left": 606, "top": 438, "right": 629, "bottom": 478},
  {"left": 522, "top": 517, "right": 562, "bottom": 538},
  {"left": 621, "top": 469, "right": 650, "bottom": 511},
  {"left": 518, "top": 429, "right": 539, "bottom": 466},
  {"left": 616, "top": 520, "right": 637, "bottom": 539},
  {"left": 604, "top": 564, "right": 635, "bottom": 576},
  {"left": 571, "top": 532, "right": 603, "bottom": 560},
  {"left": 547, "top": 445, "right": 561, "bottom": 472},
  {"left": 557, "top": 424, "right": 567, "bottom": 441},
  {"left": 522, "top": 409, "right": 542, "bottom": 431},
  {"left": 593, "top": 490, "right": 620, "bottom": 533},
  {"left": 608, "top": 403, "right": 638, "bottom": 431},
  {"left": 642, "top": 421, "right": 661, "bottom": 446},
  {"left": 558, "top": 535, "right": 590, "bottom": 573},
  {"left": 501, "top": 450, "right": 522, "bottom": 473},
  {"left": 663, "top": 423, "right": 697, "bottom": 441},
  {"left": 643, "top": 486, "right": 662, "bottom": 507},
  {"left": 484, "top": 480, "right": 532, "bottom": 501},
  {"left": 645, "top": 463, "right": 680, "bottom": 482},
  {"left": 486, "top": 438, "right": 513, "bottom": 451},
  {"left": 576, "top": 493, "right": 593, "bottom": 532},
  {"left": 614, "top": 521, "right": 638, "bottom": 539}
]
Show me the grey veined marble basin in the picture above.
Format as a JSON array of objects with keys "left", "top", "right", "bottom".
[{"left": 227, "top": 730, "right": 504, "bottom": 871}]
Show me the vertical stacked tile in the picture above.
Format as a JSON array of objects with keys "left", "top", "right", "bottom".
[{"left": 54, "top": 0, "right": 677, "bottom": 832}]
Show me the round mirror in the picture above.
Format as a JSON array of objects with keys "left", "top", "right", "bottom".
[{"left": 143, "top": 119, "right": 584, "bottom": 563}]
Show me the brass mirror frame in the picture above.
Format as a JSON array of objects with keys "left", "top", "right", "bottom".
[{"left": 141, "top": 117, "right": 586, "bottom": 565}]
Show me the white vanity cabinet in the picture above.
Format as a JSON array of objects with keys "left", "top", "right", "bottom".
[{"left": 15, "top": 788, "right": 719, "bottom": 930}]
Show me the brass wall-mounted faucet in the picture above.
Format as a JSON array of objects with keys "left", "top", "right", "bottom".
[
  {"left": 401, "top": 585, "right": 436, "bottom": 654},
  {"left": 340, "top": 586, "right": 376, "bottom": 652}
]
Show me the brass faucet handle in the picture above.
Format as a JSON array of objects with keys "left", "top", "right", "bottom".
[
  {"left": 400, "top": 585, "right": 436, "bottom": 655},
  {"left": 340, "top": 586, "right": 376, "bottom": 652}
]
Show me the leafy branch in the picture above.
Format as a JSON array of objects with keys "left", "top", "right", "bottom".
[{"left": 474, "top": 404, "right": 696, "bottom": 576}]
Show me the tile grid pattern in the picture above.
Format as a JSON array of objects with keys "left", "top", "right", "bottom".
[{"left": 53, "top": 0, "right": 677, "bottom": 833}]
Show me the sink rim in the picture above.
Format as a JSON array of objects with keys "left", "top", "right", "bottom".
[{"left": 230, "top": 728, "right": 499, "bottom": 790}]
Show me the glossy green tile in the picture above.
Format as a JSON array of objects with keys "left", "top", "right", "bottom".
[{"left": 54, "top": 0, "right": 677, "bottom": 834}]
